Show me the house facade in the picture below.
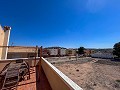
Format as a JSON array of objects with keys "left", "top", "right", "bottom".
[
  {"left": 60, "top": 48, "right": 66, "bottom": 56},
  {"left": 46, "top": 47, "right": 59, "bottom": 56},
  {"left": 66, "top": 49, "right": 77, "bottom": 56},
  {"left": 44, "top": 47, "right": 67, "bottom": 57},
  {"left": 91, "top": 52, "right": 114, "bottom": 59},
  {"left": 84, "top": 49, "right": 95, "bottom": 56}
]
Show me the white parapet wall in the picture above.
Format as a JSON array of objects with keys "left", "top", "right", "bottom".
[{"left": 41, "top": 57, "right": 83, "bottom": 90}]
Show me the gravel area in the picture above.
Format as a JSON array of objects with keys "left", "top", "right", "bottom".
[{"left": 53, "top": 58, "right": 120, "bottom": 90}]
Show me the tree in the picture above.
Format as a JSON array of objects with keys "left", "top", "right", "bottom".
[
  {"left": 113, "top": 42, "right": 120, "bottom": 58},
  {"left": 78, "top": 47, "right": 85, "bottom": 55}
]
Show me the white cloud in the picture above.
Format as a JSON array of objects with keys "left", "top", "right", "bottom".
[
  {"left": 86, "top": 0, "right": 107, "bottom": 13},
  {"left": 65, "top": 0, "right": 108, "bottom": 13}
]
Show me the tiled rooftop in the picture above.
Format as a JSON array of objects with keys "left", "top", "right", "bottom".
[
  {"left": 0, "top": 66, "right": 52, "bottom": 90},
  {"left": 17, "top": 67, "right": 36, "bottom": 90}
]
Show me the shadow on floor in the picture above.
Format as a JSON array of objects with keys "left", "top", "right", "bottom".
[{"left": 36, "top": 65, "right": 52, "bottom": 90}]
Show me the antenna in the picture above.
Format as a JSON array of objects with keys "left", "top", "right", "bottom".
[{"left": 11, "top": 42, "right": 14, "bottom": 46}]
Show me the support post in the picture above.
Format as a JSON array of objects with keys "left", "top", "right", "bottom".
[
  {"left": 38, "top": 46, "right": 42, "bottom": 81},
  {"left": 34, "top": 45, "right": 38, "bottom": 66}
]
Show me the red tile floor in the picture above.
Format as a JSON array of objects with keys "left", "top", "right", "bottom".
[{"left": 17, "top": 66, "right": 52, "bottom": 90}]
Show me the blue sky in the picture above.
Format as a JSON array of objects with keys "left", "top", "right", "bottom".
[{"left": 0, "top": 0, "right": 120, "bottom": 48}]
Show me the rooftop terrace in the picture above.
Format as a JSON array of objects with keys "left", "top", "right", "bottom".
[{"left": 0, "top": 57, "right": 82, "bottom": 90}]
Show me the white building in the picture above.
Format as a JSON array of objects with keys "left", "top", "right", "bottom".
[
  {"left": 91, "top": 52, "right": 114, "bottom": 59},
  {"left": 66, "top": 49, "right": 77, "bottom": 56},
  {"left": 45, "top": 47, "right": 67, "bottom": 56},
  {"left": 48, "top": 48, "right": 58, "bottom": 56},
  {"left": 60, "top": 48, "right": 66, "bottom": 56}
]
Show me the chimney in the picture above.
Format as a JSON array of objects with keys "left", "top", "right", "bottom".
[{"left": 0, "top": 25, "right": 11, "bottom": 59}]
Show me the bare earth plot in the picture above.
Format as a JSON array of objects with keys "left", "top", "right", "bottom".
[{"left": 52, "top": 58, "right": 120, "bottom": 90}]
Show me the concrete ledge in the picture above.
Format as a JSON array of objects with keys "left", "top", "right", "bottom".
[{"left": 42, "top": 57, "right": 83, "bottom": 90}]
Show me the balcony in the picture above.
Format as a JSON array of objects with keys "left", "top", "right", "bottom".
[{"left": 0, "top": 57, "right": 82, "bottom": 90}]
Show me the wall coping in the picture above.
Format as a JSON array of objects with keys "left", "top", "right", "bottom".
[
  {"left": 0, "top": 57, "right": 39, "bottom": 62},
  {"left": 42, "top": 57, "right": 83, "bottom": 90}
]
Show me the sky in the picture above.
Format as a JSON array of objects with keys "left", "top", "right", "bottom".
[{"left": 0, "top": 0, "right": 120, "bottom": 48}]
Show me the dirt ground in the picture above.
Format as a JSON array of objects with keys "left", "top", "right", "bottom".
[{"left": 52, "top": 58, "right": 120, "bottom": 90}]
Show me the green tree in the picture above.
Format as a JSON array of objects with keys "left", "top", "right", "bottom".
[
  {"left": 113, "top": 42, "right": 120, "bottom": 58},
  {"left": 78, "top": 47, "right": 85, "bottom": 55}
]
